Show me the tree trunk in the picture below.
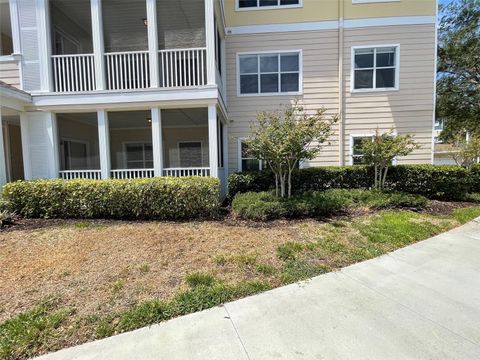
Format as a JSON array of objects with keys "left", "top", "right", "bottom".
[
  {"left": 374, "top": 165, "right": 378, "bottom": 189},
  {"left": 280, "top": 172, "right": 286, "bottom": 198},
  {"left": 287, "top": 169, "right": 292, "bottom": 198},
  {"left": 381, "top": 166, "right": 389, "bottom": 189}
]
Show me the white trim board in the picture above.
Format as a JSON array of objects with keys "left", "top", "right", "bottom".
[{"left": 226, "top": 15, "right": 436, "bottom": 35}]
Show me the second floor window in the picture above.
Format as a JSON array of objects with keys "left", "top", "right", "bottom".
[
  {"left": 238, "top": 0, "right": 300, "bottom": 9},
  {"left": 238, "top": 52, "right": 300, "bottom": 95},
  {"left": 353, "top": 46, "right": 398, "bottom": 91}
]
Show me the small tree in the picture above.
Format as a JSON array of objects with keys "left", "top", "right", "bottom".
[
  {"left": 452, "top": 134, "right": 480, "bottom": 168},
  {"left": 245, "top": 102, "right": 337, "bottom": 198},
  {"left": 361, "top": 130, "right": 419, "bottom": 190}
]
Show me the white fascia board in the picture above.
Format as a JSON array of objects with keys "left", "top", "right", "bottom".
[
  {"left": 226, "top": 15, "right": 436, "bottom": 35},
  {"left": 29, "top": 87, "right": 219, "bottom": 112},
  {"left": 0, "top": 87, "right": 32, "bottom": 112}
]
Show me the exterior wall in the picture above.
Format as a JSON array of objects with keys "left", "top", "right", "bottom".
[
  {"left": 223, "top": 0, "right": 436, "bottom": 27},
  {"left": 163, "top": 126, "right": 209, "bottom": 168},
  {"left": 6, "top": 123, "right": 24, "bottom": 181},
  {"left": 225, "top": 23, "right": 435, "bottom": 172},
  {"left": 0, "top": 60, "right": 21, "bottom": 88},
  {"left": 342, "top": 24, "right": 436, "bottom": 165}
]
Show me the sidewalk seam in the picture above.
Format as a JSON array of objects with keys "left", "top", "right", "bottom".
[{"left": 223, "top": 305, "right": 253, "bottom": 360}]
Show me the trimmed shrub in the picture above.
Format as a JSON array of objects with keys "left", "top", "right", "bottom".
[
  {"left": 229, "top": 165, "right": 473, "bottom": 200},
  {"left": 231, "top": 189, "right": 428, "bottom": 221},
  {"left": 2, "top": 177, "right": 220, "bottom": 220}
]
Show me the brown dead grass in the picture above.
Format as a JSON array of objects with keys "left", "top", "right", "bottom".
[{"left": 0, "top": 219, "right": 303, "bottom": 322}]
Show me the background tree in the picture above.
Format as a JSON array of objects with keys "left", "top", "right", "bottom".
[
  {"left": 361, "top": 130, "right": 419, "bottom": 189},
  {"left": 245, "top": 103, "right": 337, "bottom": 198},
  {"left": 451, "top": 133, "right": 480, "bottom": 167},
  {"left": 437, "top": 0, "right": 480, "bottom": 141}
]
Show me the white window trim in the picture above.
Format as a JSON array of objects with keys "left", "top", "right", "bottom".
[
  {"left": 349, "top": 132, "right": 399, "bottom": 165},
  {"left": 352, "top": 0, "right": 400, "bottom": 4},
  {"left": 236, "top": 49, "right": 303, "bottom": 97},
  {"left": 349, "top": 134, "right": 375, "bottom": 166},
  {"left": 238, "top": 138, "right": 263, "bottom": 171},
  {"left": 177, "top": 141, "right": 204, "bottom": 167},
  {"left": 350, "top": 44, "right": 400, "bottom": 93},
  {"left": 236, "top": 0, "right": 303, "bottom": 11},
  {"left": 122, "top": 141, "right": 153, "bottom": 169}
]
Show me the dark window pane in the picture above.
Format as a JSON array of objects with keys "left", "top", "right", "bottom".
[
  {"left": 280, "top": 0, "right": 299, "bottom": 4},
  {"left": 144, "top": 145, "right": 153, "bottom": 161},
  {"left": 239, "top": 56, "right": 258, "bottom": 74},
  {"left": 240, "top": 74, "right": 258, "bottom": 94},
  {"left": 260, "top": 74, "right": 279, "bottom": 93},
  {"left": 242, "top": 159, "right": 260, "bottom": 171},
  {"left": 354, "top": 69, "right": 373, "bottom": 89},
  {"left": 352, "top": 156, "right": 366, "bottom": 165},
  {"left": 281, "top": 73, "right": 299, "bottom": 92},
  {"left": 376, "top": 48, "right": 395, "bottom": 67},
  {"left": 260, "top": 55, "right": 278, "bottom": 73},
  {"left": 376, "top": 68, "right": 395, "bottom": 88},
  {"left": 239, "top": 0, "right": 257, "bottom": 8},
  {"left": 126, "top": 145, "right": 143, "bottom": 161},
  {"left": 354, "top": 50, "right": 374, "bottom": 68},
  {"left": 260, "top": 0, "right": 277, "bottom": 6},
  {"left": 280, "top": 54, "right": 299, "bottom": 71}
]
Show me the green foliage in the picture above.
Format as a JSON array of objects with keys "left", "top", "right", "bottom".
[
  {"left": 185, "top": 272, "right": 216, "bottom": 288},
  {"left": 451, "top": 206, "right": 480, "bottom": 224},
  {"left": 0, "top": 209, "right": 15, "bottom": 227},
  {"left": 360, "top": 129, "right": 419, "bottom": 189},
  {"left": 451, "top": 134, "right": 480, "bottom": 168},
  {"left": 229, "top": 165, "right": 475, "bottom": 201},
  {"left": 107, "top": 281, "right": 271, "bottom": 335},
  {"left": 354, "top": 212, "right": 450, "bottom": 248},
  {"left": 245, "top": 102, "right": 337, "bottom": 197},
  {"left": 2, "top": 177, "right": 220, "bottom": 220},
  {"left": 276, "top": 242, "right": 305, "bottom": 261},
  {"left": 232, "top": 189, "right": 428, "bottom": 221},
  {"left": 0, "top": 300, "right": 71, "bottom": 360},
  {"left": 255, "top": 264, "right": 276, "bottom": 275},
  {"left": 437, "top": 0, "right": 480, "bottom": 141},
  {"left": 280, "top": 260, "right": 329, "bottom": 284},
  {"left": 464, "top": 193, "right": 480, "bottom": 202}
]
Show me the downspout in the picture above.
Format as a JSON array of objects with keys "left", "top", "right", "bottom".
[{"left": 338, "top": 0, "right": 345, "bottom": 165}]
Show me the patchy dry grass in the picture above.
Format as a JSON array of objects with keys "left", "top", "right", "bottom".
[{"left": 1, "top": 205, "right": 479, "bottom": 359}]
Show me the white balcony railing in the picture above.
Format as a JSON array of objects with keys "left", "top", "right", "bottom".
[
  {"left": 52, "top": 54, "right": 96, "bottom": 92},
  {"left": 59, "top": 170, "right": 102, "bottom": 180},
  {"left": 159, "top": 48, "right": 206, "bottom": 87},
  {"left": 105, "top": 51, "right": 150, "bottom": 90},
  {"left": 110, "top": 169, "right": 155, "bottom": 179},
  {"left": 163, "top": 167, "right": 210, "bottom": 177}
]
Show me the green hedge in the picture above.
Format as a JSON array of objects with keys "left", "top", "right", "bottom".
[
  {"left": 232, "top": 189, "right": 428, "bottom": 221},
  {"left": 228, "top": 165, "right": 474, "bottom": 201},
  {"left": 2, "top": 177, "right": 220, "bottom": 220}
]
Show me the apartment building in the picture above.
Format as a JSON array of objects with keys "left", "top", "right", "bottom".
[{"left": 0, "top": 0, "right": 437, "bottom": 194}]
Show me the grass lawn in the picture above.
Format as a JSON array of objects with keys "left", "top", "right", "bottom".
[{"left": 1, "top": 204, "right": 480, "bottom": 359}]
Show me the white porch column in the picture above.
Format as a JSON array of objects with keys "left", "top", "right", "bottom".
[
  {"left": 222, "top": 121, "right": 229, "bottom": 180},
  {"left": 204, "top": 0, "right": 216, "bottom": 85},
  {"left": 91, "top": 0, "right": 106, "bottom": 90},
  {"left": 208, "top": 105, "right": 218, "bottom": 178},
  {"left": 97, "top": 111, "right": 111, "bottom": 179},
  {"left": 151, "top": 108, "right": 163, "bottom": 177},
  {"left": 146, "top": 0, "right": 159, "bottom": 88},
  {"left": 36, "top": 0, "right": 53, "bottom": 92},
  {"left": 46, "top": 113, "right": 60, "bottom": 178},
  {"left": 0, "top": 115, "right": 7, "bottom": 187}
]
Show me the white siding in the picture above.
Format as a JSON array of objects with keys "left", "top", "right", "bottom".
[{"left": 0, "top": 61, "right": 21, "bottom": 88}]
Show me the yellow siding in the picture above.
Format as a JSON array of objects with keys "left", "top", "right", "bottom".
[
  {"left": 223, "top": 0, "right": 436, "bottom": 27},
  {"left": 225, "top": 23, "right": 435, "bottom": 172},
  {"left": 0, "top": 61, "right": 21, "bottom": 89}
]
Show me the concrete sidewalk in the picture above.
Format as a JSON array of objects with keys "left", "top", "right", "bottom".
[{"left": 37, "top": 218, "right": 480, "bottom": 360}]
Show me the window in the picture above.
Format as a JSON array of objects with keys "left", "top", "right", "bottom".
[
  {"left": 351, "top": 135, "right": 374, "bottom": 165},
  {"left": 434, "top": 119, "right": 444, "bottom": 131},
  {"left": 124, "top": 143, "right": 153, "bottom": 169},
  {"left": 238, "top": 52, "right": 301, "bottom": 95},
  {"left": 62, "top": 139, "right": 89, "bottom": 170},
  {"left": 238, "top": 0, "right": 301, "bottom": 9},
  {"left": 178, "top": 142, "right": 202, "bottom": 167},
  {"left": 239, "top": 141, "right": 262, "bottom": 171},
  {"left": 352, "top": 46, "right": 398, "bottom": 91}
]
